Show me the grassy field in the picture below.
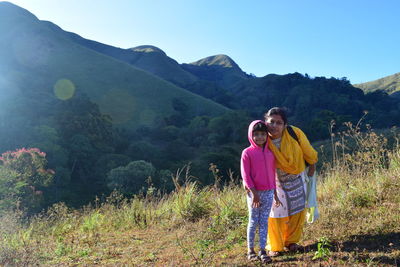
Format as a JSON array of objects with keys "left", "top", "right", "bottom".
[{"left": 1, "top": 128, "right": 400, "bottom": 266}]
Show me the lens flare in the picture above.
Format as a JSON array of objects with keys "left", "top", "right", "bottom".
[{"left": 54, "top": 79, "right": 75, "bottom": 100}]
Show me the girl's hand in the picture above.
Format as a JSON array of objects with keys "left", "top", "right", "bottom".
[{"left": 252, "top": 192, "right": 260, "bottom": 208}]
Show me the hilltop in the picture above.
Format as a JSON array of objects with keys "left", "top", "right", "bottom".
[
  {"left": 355, "top": 72, "right": 400, "bottom": 98},
  {"left": 181, "top": 54, "right": 249, "bottom": 89}
]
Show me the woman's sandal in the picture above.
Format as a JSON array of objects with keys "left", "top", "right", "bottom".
[
  {"left": 268, "top": 251, "right": 281, "bottom": 257},
  {"left": 259, "top": 250, "right": 272, "bottom": 264},
  {"left": 288, "top": 243, "right": 303, "bottom": 252},
  {"left": 247, "top": 251, "right": 258, "bottom": 261}
]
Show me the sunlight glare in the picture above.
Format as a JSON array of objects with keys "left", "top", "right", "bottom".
[{"left": 54, "top": 79, "right": 75, "bottom": 100}]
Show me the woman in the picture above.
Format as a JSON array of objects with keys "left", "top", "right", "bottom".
[{"left": 264, "top": 107, "right": 318, "bottom": 256}]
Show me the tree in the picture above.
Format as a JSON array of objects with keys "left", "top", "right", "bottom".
[
  {"left": 0, "top": 148, "right": 54, "bottom": 213},
  {"left": 106, "top": 160, "right": 156, "bottom": 195}
]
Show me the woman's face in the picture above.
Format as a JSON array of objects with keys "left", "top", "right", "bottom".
[{"left": 265, "top": 114, "right": 286, "bottom": 139}]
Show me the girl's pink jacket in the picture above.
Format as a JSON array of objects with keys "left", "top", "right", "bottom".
[{"left": 240, "top": 120, "right": 276, "bottom": 190}]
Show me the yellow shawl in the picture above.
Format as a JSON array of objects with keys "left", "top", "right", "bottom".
[{"left": 268, "top": 126, "right": 318, "bottom": 174}]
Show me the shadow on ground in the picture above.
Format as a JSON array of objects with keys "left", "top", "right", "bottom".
[{"left": 299, "top": 232, "right": 400, "bottom": 265}]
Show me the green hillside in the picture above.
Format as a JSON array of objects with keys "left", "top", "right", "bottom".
[
  {"left": 0, "top": 2, "right": 227, "bottom": 130},
  {"left": 42, "top": 21, "right": 199, "bottom": 87},
  {"left": 40, "top": 22, "right": 240, "bottom": 108},
  {"left": 0, "top": 2, "right": 238, "bottom": 207},
  {"left": 354, "top": 72, "right": 400, "bottom": 96}
]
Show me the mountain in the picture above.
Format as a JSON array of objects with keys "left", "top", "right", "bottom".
[
  {"left": 181, "top": 54, "right": 250, "bottom": 89},
  {"left": 0, "top": 2, "right": 228, "bottom": 130},
  {"left": 42, "top": 23, "right": 248, "bottom": 103},
  {"left": 41, "top": 21, "right": 199, "bottom": 87},
  {"left": 38, "top": 21, "right": 249, "bottom": 106},
  {"left": 354, "top": 72, "right": 400, "bottom": 98},
  {"left": 42, "top": 20, "right": 250, "bottom": 92}
]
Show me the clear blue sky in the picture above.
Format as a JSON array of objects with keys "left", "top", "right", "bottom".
[{"left": 7, "top": 0, "right": 400, "bottom": 84}]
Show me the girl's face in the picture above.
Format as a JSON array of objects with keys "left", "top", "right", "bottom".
[
  {"left": 252, "top": 131, "right": 267, "bottom": 147},
  {"left": 265, "top": 114, "right": 286, "bottom": 139}
]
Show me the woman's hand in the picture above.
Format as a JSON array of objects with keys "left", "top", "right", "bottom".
[
  {"left": 307, "top": 164, "right": 316, "bottom": 177},
  {"left": 274, "top": 196, "right": 282, "bottom": 207},
  {"left": 274, "top": 190, "right": 282, "bottom": 207}
]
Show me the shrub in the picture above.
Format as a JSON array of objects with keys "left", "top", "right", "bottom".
[
  {"left": 106, "top": 160, "right": 155, "bottom": 195},
  {"left": 0, "top": 148, "right": 54, "bottom": 213},
  {"left": 169, "top": 182, "right": 212, "bottom": 222}
]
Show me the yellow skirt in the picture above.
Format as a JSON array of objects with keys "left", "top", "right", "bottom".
[{"left": 266, "top": 210, "right": 306, "bottom": 251}]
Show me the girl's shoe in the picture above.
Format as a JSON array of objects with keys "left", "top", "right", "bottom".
[
  {"left": 247, "top": 251, "right": 258, "bottom": 261},
  {"left": 259, "top": 250, "right": 272, "bottom": 264}
]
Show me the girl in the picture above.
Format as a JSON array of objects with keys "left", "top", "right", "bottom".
[
  {"left": 241, "top": 120, "right": 280, "bottom": 263},
  {"left": 264, "top": 107, "right": 318, "bottom": 256}
]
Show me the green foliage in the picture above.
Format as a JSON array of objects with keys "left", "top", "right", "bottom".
[
  {"left": 92, "top": 153, "right": 131, "bottom": 188},
  {"left": 227, "top": 73, "right": 400, "bottom": 141},
  {"left": 207, "top": 111, "right": 248, "bottom": 145},
  {"left": 157, "top": 169, "right": 174, "bottom": 191},
  {"left": 127, "top": 141, "right": 159, "bottom": 163},
  {"left": 312, "top": 237, "right": 331, "bottom": 261},
  {"left": 0, "top": 148, "right": 54, "bottom": 213},
  {"left": 0, "top": 168, "right": 20, "bottom": 212},
  {"left": 184, "top": 80, "right": 237, "bottom": 108},
  {"left": 54, "top": 95, "right": 114, "bottom": 152},
  {"left": 80, "top": 211, "right": 104, "bottom": 233},
  {"left": 106, "top": 160, "right": 156, "bottom": 195},
  {"left": 169, "top": 182, "right": 212, "bottom": 222}
]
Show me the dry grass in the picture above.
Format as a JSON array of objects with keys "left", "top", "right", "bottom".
[{"left": 1, "top": 126, "right": 400, "bottom": 266}]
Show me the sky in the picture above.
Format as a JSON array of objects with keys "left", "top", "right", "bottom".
[{"left": 5, "top": 0, "right": 400, "bottom": 84}]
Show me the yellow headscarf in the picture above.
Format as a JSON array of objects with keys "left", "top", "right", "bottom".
[{"left": 268, "top": 126, "right": 318, "bottom": 174}]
